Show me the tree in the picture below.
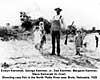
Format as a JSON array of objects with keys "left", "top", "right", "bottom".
[
  {"left": 20, "top": 12, "right": 33, "bottom": 31},
  {"left": 20, "top": 12, "right": 51, "bottom": 33}
]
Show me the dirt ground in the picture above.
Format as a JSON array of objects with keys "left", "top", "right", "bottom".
[{"left": 0, "top": 33, "right": 100, "bottom": 69}]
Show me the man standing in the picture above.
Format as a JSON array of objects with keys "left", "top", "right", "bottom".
[{"left": 50, "top": 8, "right": 64, "bottom": 56}]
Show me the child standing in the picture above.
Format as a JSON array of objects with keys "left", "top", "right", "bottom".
[
  {"left": 39, "top": 21, "right": 46, "bottom": 49},
  {"left": 34, "top": 26, "right": 42, "bottom": 50},
  {"left": 75, "top": 30, "right": 83, "bottom": 55},
  {"left": 34, "top": 21, "right": 46, "bottom": 51}
]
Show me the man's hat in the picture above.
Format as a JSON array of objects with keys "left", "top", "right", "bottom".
[{"left": 54, "top": 7, "right": 62, "bottom": 12}]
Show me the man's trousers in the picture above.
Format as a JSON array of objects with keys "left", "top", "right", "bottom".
[{"left": 51, "top": 31, "right": 60, "bottom": 55}]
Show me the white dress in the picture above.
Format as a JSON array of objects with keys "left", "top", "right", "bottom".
[{"left": 34, "top": 29, "right": 42, "bottom": 45}]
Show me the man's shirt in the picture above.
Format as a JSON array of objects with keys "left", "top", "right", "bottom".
[{"left": 51, "top": 15, "right": 64, "bottom": 31}]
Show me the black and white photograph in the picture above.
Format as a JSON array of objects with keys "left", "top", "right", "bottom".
[{"left": 0, "top": 0, "right": 100, "bottom": 80}]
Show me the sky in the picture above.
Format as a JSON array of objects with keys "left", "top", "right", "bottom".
[{"left": 0, "top": 0, "right": 100, "bottom": 29}]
